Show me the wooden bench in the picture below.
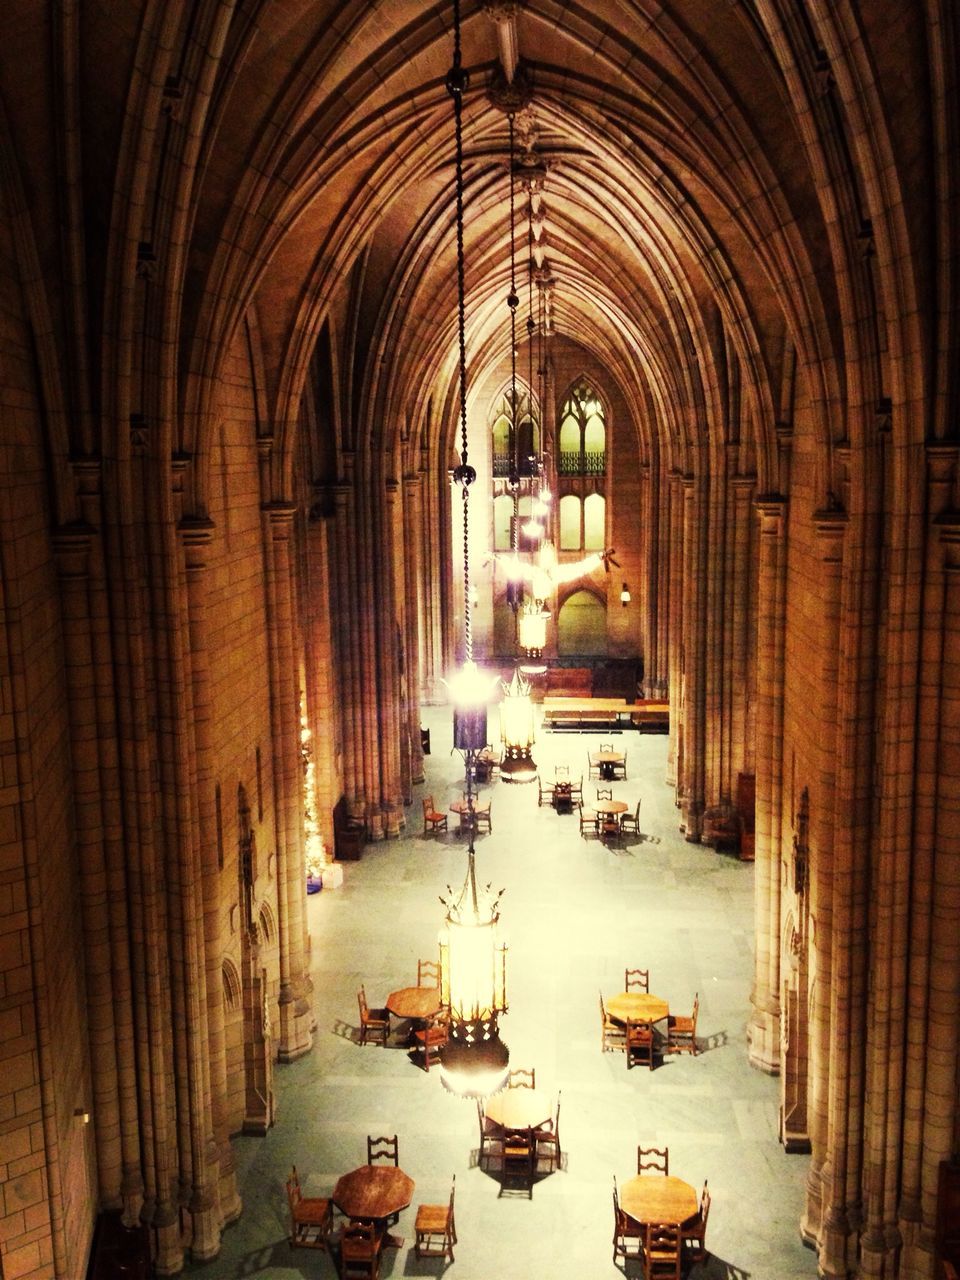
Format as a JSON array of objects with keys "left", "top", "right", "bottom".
[
  {"left": 542, "top": 697, "right": 627, "bottom": 731},
  {"left": 333, "top": 795, "right": 364, "bottom": 861},
  {"left": 630, "top": 701, "right": 670, "bottom": 733}
]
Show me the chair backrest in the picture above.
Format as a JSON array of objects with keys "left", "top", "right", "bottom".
[
  {"left": 423, "top": 795, "right": 436, "bottom": 815},
  {"left": 358, "top": 986, "right": 369, "bottom": 1017},
  {"left": 645, "top": 1221, "right": 681, "bottom": 1274},
  {"left": 625, "top": 968, "right": 649, "bottom": 992},
  {"left": 341, "top": 1220, "right": 378, "bottom": 1261},
  {"left": 597, "top": 787, "right": 613, "bottom": 801},
  {"left": 600, "top": 742, "right": 614, "bottom": 753},
  {"left": 367, "top": 1133, "right": 399, "bottom": 1165},
  {"left": 632, "top": 800, "right": 642, "bottom": 822},
  {"left": 700, "top": 1181, "right": 711, "bottom": 1224},
  {"left": 417, "top": 958, "right": 440, "bottom": 987},
  {"left": 599, "top": 991, "right": 609, "bottom": 1021},
  {"left": 691, "top": 993, "right": 700, "bottom": 1028},
  {"left": 638, "top": 1144, "right": 669, "bottom": 1174},
  {"left": 286, "top": 1167, "right": 302, "bottom": 1210},
  {"left": 447, "top": 1174, "right": 457, "bottom": 1224},
  {"left": 507, "top": 1066, "right": 535, "bottom": 1089},
  {"left": 555, "top": 764, "right": 570, "bottom": 778}
]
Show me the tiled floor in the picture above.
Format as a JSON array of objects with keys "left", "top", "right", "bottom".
[{"left": 187, "top": 707, "right": 819, "bottom": 1279}]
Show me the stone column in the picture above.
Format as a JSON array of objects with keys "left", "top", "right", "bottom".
[
  {"left": 73, "top": 461, "right": 143, "bottom": 1222},
  {"left": 377, "top": 477, "right": 405, "bottom": 835},
  {"left": 730, "top": 476, "right": 756, "bottom": 783},
  {"left": 679, "top": 474, "right": 706, "bottom": 840},
  {"left": 260, "top": 502, "right": 312, "bottom": 1061},
  {"left": 403, "top": 473, "right": 426, "bottom": 784},
  {"left": 53, "top": 523, "right": 124, "bottom": 1209},
  {"left": 749, "top": 495, "right": 787, "bottom": 1072},
  {"left": 665, "top": 471, "right": 684, "bottom": 787},
  {"left": 801, "top": 510, "right": 846, "bottom": 1246},
  {"left": 180, "top": 516, "right": 240, "bottom": 1234}
]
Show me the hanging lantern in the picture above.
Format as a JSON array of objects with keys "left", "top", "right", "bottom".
[
  {"left": 499, "top": 667, "right": 537, "bottom": 782},
  {"left": 439, "top": 858, "right": 509, "bottom": 1097}
]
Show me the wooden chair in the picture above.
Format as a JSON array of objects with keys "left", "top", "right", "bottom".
[
  {"left": 555, "top": 763, "right": 571, "bottom": 779},
  {"left": 681, "top": 1180, "right": 710, "bottom": 1262},
  {"left": 367, "top": 1134, "right": 399, "bottom": 1166},
  {"left": 537, "top": 775, "right": 555, "bottom": 806},
  {"left": 599, "top": 741, "right": 615, "bottom": 755},
  {"left": 627, "top": 1019, "right": 655, "bottom": 1070},
  {"left": 600, "top": 813, "right": 621, "bottom": 845},
  {"left": 414, "top": 1175, "right": 457, "bottom": 1262},
  {"left": 417, "top": 958, "right": 440, "bottom": 988},
  {"left": 341, "top": 1220, "right": 382, "bottom": 1280},
  {"left": 422, "top": 796, "right": 448, "bottom": 835},
  {"left": 600, "top": 992, "right": 626, "bottom": 1052},
  {"left": 596, "top": 787, "right": 613, "bottom": 802},
  {"left": 587, "top": 750, "right": 601, "bottom": 780},
  {"left": 612, "top": 749, "right": 627, "bottom": 780},
  {"left": 620, "top": 799, "right": 642, "bottom": 837},
  {"left": 637, "top": 1146, "right": 669, "bottom": 1175},
  {"left": 473, "top": 796, "right": 492, "bottom": 833},
  {"left": 535, "top": 1091, "right": 562, "bottom": 1171},
  {"left": 667, "top": 993, "right": 699, "bottom": 1055},
  {"left": 286, "top": 1166, "right": 332, "bottom": 1250},
  {"left": 625, "top": 968, "right": 650, "bottom": 992},
  {"left": 502, "top": 1129, "right": 535, "bottom": 1194},
  {"left": 507, "top": 1066, "right": 535, "bottom": 1089},
  {"left": 476, "top": 1098, "right": 503, "bottom": 1167},
  {"left": 358, "top": 986, "right": 389, "bottom": 1046},
  {"left": 413, "top": 1011, "right": 449, "bottom": 1072},
  {"left": 642, "top": 1220, "right": 682, "bottom": 1278},
  {"left": 569, "top": 776, "right": 583, "bottom": 804},
  {"left": 612, "top": 1176, "right": 643, "bottom": 1263},
  {"left": 579, "top": 805, "right": 599, "bottom": 838}
]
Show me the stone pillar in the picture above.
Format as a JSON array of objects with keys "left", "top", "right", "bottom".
[
  {"left": 749, "top": 495, "right": 787, "bottom": 1072},
  {"left": 260, "top": 502, "right": 312, "bottom": 1062},
  {"left": 679, "top": 473, "right": 706, "bottom": 840},
  {"left": 403, "top": 473, "right": 426, "bottom": 784},
  {"left": 800, "top": 510, "right": 846, "bottom": 1246},
  {"left": 73, "top": 461, "right": 143, "bottom": 1223},
  {"left": 180, "top": 517, "right": 240, "bottom": 1235},
  {"left": 665, "top": 471, "right": 684, "bottom": 787},
  {"left": 53, "top": 523, "right": 124, "bottom": 1209},
  {"left": 377, "top": 477, "right": 405, "bottom": 835},
  {"left": 730, "top": 475, "right": 756, "bottom": 783},
  {"left": 303, "top": 503, "right": 339, "bottom": 858}
]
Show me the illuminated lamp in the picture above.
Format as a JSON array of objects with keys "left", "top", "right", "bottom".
[{"left": 499, "top": 667, "right": 537, "bottom": 782}]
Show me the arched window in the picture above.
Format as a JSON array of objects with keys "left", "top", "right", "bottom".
[
  {"left": 584, "top": 492, "right": 605, "bottom": 549},
  {"left": 558, "top": 381, "right": 606, "bottom": 475},
  {"left": 489, "top": 385, "right": 540, "bottom": 477},
  {"left": 557, "top": 589, "right": 607, "bottom": 656},
  {"left": 559, "top": 495, "right": 581, "bottom": 550}
]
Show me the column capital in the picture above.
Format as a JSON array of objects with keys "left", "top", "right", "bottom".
[
  {"left": 261, "top": 501, "right": 297, "bottom": 525},
  {"left": 52, "top": 520, "right": 96, "bottom": 579},
  {"left": 731, "top": 474, "right": 757, "bottom": 493}
]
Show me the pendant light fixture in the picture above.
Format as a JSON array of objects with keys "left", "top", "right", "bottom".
[{"left": 439, "top": 0, "right": 509, "bottom": 1097}]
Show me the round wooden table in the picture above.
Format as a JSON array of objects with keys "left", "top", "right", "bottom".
[
  {"left": 484, "top": 1087, "right": 552, "bottom": 1132},
  {"left": 333, "top": 1164, "right": 415, "bottom": 1247},
  {"left": 386, "top": 987, "right": 441, "bottom": 1021},
  {"left": 606, "top": 992, "right": 669, "bottom": 1024},
  {"left": 619, "top": 1174, "right": 698, "bottom": 1227},
  {"left": 594, "top": 800, "right": 628, "bottom": 818},
  {"left": 594, "top": 751, "right": 625, "bottom": 780}
]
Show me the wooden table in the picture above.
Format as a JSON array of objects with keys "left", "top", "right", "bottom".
[
  {"left": 552, "top": 781, "right": 572, "bottom": 812},
  {"left": 386, "top": 987, "right": 441, "bottom": 1021},
  {"left": 619, "top": 1174, "right": 698, "bottom": 1228},
  {"left": 594, "top": 800, "right": 628, "bottom": 818},
  {"left": 606, "top": 992, "right": 669, "bottom": 1024},
  {"left": 593, "top": 750, "right": 625, "bottom": 780},
  {"left": 484, "top": 1087, "right": 552, "bottom": 1132},
  {"left": 449, "top": 799, "right": 490, "bottom": 831},
  {"left": 333, "top": 1164, "right": 415, "bottom": 1247}
]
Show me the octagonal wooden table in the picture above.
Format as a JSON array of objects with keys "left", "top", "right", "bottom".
[
  {"left": 605, "top": 992, "right": 669, "bottom": 1025},
  {"left": 333, "top": 1164, "right": 415, "bottom": 1248},
  {"left": 619, "top": 1173, "right": 698, "bottom": 1228},
  {"left": 484, "top": 1087, "right": 552, "bottom": 1133},
  {"left": 386, "top": 987, "right": 441, "bottom": 1022}
]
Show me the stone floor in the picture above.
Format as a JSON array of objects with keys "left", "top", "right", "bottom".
[{"left": 186, "top": 706, "right": 819, "bottom": 1280}]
